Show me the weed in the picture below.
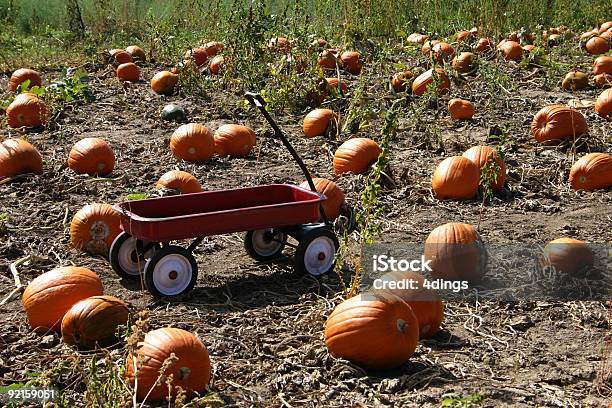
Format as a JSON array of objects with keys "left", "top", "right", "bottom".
[{"left": 440, "top": 392, "right": 485, "bottom": 408}]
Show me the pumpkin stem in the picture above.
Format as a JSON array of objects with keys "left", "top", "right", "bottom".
[
  {"left": 396, "top": 319, "right": 407, "bottom": 333},
  {"left": 178, "top": 366, "right": 191, "bottom": 380}
]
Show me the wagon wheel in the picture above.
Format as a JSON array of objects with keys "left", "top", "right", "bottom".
[
  {"left": 244, "top": 229, "right": 287, "bottom": 261},
  {"left": 295, "top": 228, "right": 339, "bottom": 276},
  {"left": 144, "top": 245, "right": 198, "bottom": 298},
  {"left": 109, "top": 232, "right": 160, "bottom": 279}
]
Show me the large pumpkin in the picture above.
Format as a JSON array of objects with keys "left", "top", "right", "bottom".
[
  {"left": 377, "top": 271, "right": 444, "bottom": 339},
  {"left": 540, "top": 238, "right": 594, "bottom": 277},
  {"left": 462, "top": 145, "right": 506, "bottom": 191},
  {"left": 0, "top": 138, "right": 43, "bottom": 179},
  {"left": 421, "top": 39, "right": 440, "bottom": 56},
  {"left": 170, "top": 123, "right": 215, "bottom": 163},
  {"left": 530, "top": 105, "right": 588, "bottom": 144},
  {"left": 151, "top": 71, "right": 179, "bottom": 95},
  {"left": 22, "top": 266, "right": 103, "bottom": 332},
  {"left": 452, "top": 52, "right": 477, "bottom": 74},
  {"left": 585, "top": 36, "right": 610, "bottom": 55},
  {"left": 448, "top": 98, "right": 475, "bottom": 120},
  {"left": 595, "top": 88, "right": 612, "bottom": 119},
  {"left": 9, "top": 68, "right": 42, "bottom": 92},
  {"left": 324, "top": 291, "right": 419, "bottom": 369},
  {"left": 568, "top": 152, "right": 612, "bottom": 191},
  {"left": 70, "top": 203, "right": 122, "bottom": 256},
  {"left": 116, "top": 62, "right": 140, "bottom": 82},
  {"left": 109, "top": 49, "right": 133, "bottom": 65},
  {"left": 213, "top": 124, "right": 256, "bottom": 158},
  {"left": 424, "top": 222, "right": 487, "bottom": 283},
  {"left": 498, "top": 40, "right": 523, "bottom": 61},
  {"left": 593, "top": 56, "right": 612, "bottom": 75},
  {"left": 126, "top": 327, "right": 211, "bottom": 402},
  {"left": 431, "top": 42, "right": 455, "bottom": 63},
  {"left": 183, "top": 47, "right": 208, "bottom": 66},
  {"left": 317, "top": 49, "right": 339, "bottom": 69},
  {"left": 125, "top": 45, "right": 146, "bottom": 62},
  {"left": 156, "top": 170, "right": 203, "bottom": 194},
  {"left": 61, "top": 295, "right": 129, "bottom": 350},
  {"left": 68, "top": 137, "right": 115, "bottom": 176},
  {"left": 411, "top": 68, "right": 450, "bottom": 96},
  {"left": 431, "top": 156, "right": 479, "bottom": 200},
  {"left": 299, "top": 177, "right": 345, "bottom": 220},
  {"left": 474, "top": 38, "right": 494, "bottom": 53},
  {"left": 333, "top": 138, "right": 382, "bottom": 175},
  {"left": 561, "top": 71, "right": 588, "bottom": 90},
  {"left": 6, "top": 92, "right": 48, "bottom": 128},
  {"left": 340, "top": 51, "right": 362, "bottom": 75},
  {"left": 303, "top": 109, "right": 337, "bottom": 138},
  {"left": 203, "top": 41, "right": 224, "bottom": 56}
]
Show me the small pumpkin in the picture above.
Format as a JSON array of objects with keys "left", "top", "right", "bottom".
[
  {"left": 568, "top": 152, "right": 612, "bottom": 191},
  {"left": 170, "top": 123, "right": 215, "bottom": 163},
  {"left": 340, "top": 51, "right": 362, "bottom": 75},
  {"left": 593, "top": 56, "right": 612, "bottom": 75},
  {"left": 452, "top": 52, "right": 477, "bottom": 74},
  {"left": 325, "top": 77, "right": 348, "bottom": 95},
  {"left": 311, "top": 38, "right": 329, "bottom": 48},
  {"left": 213, "top": 124, "right": 256, "bottom": 157},
  {"left": 333, "top": 138, "right": 382, "bottom": 175},
  {"left": 421, "top": 39, "right": 440, "bottom": 56},
  {"left": 561, "top": 71, "right": 588, "bottom": 90},
  {"left": 448, "top": 98, "right": 475, "bottom": 120},
  {"left": 390, "top": 71, "right": 414, "bottom": 92},
  {"left": 299, "top": 177, "right": 345, "bottom": 220},
  {"left": 116, "top": 62, "right": 140, "bottom": 82},
  {"left": 594, "top": 88, "right": 612, "bottom": 119},
  {"left": 9, "top": 68, "right": 42, "bottom": 92},
  {"left": 203, "top": 41, "right": 224, "bottom": 56},
  {"left": 378, "top": 271, "right": 444, "bottom": 339},
  {"left": 540, "top": 238, "right": 594, "bottom": 277},
  {"left": 594, "top": 73, "right": 612, "bottom": 87},
  {"left": 68, "top": 137, "right": 115, "bottom": 176},
  {"left": 462, "top": 145, "right": 506, "bottom": 191},
  {"left": 431, "top": 42, "right": 455, "bottom": 63},
  {"left": 530, "top": 105, "right": 588, "bottom": 144},
  {"left": 183, "top": 47, "right": 208, "bottom": 66},
  {"left": 22, "top": 266, "right": 104, "bottom": 332},
  {"left": 125, "top": 45, "right": 146, "bottom": 62},
  {"left": 303, "top": 109, "right": 337, "bottom": 138},
  {"left": 109, "top": 49, "right": 133, "bottom": 65},
  {"left": 267, "top": 37, "right": 291, "bottom": 52},
  {"left": 411, "top": 68, "right": 451, "bottom": 96},
  {"left": 600, "top": 21, "right": 612, "bottom": 33},
  {"left": 70, "top": 203, "right": 122, "bottom": 256},
  {"left": 474, "top": 38, "right": 494, "bottom": 53},
  {"left": 6, "top": 92, "right": 48, "bottom": 128},
  {"left": 432, "top": 156, "right": 479, "bottom": 200},
  {"left": 126, "top": 327, "right": 211, "bottom": 402},
  {"left": 61, "top": 295, "right": 129, "bottom": 350},
  {"left": 424, "top": 222, "right": 487, "bottom": 282},
  {"left": 161, "top": 104, "right": 187, "bottom": 122},
  {"left": 151, "top": 71, "right": 179, "bottom": 95},
  {"left": 156, "top": 170, "right": 203, "bottom": 194},
  {"left": 499, "top": 40, "right": 523, "bottom": 61},
  {"left": 523, "top": 44, "right": 537, "bottom": 53},
  {"left": 209, "top": 55, "right": 224, "bottom": 75},
  {"left": 407, "top": 33, "right": 429, "bottom": 44},
  {"left": 324, "top": 291, "right": 419, "bottom": 370},
  {"left": 456, "top": 30, "right": 471, "bottom": 42},
  {"left": 0, "top": 138, "right": 43, "bottom": 179},
  {"left": 317, "top": 49, "right": 339, "bottom": 69},
  {"left": 585, "top": 36, "right": 610, "bottom": 55}
]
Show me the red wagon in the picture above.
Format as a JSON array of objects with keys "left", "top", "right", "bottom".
[{"left": 109, "top": 93, "right": 339, "bottom": 298}]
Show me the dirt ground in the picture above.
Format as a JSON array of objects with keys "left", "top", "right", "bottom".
[{"left": 0, "top": 44, "right": 611, "bottom": 407}]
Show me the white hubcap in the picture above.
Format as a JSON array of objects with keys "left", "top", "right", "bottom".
[
  {"left": 118, "top": 237, "right": 155, "bottom": 275},
  {"left": 152, "top": 254, "right": 192, "bottom": 295},
  {"left": 304, "top": 236, "right": 335, "bottom": 275},
  {"left": 252, "top": 229, "right": 284, "bottom": 256}
]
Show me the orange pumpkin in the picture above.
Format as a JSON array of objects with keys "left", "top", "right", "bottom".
[
  {"left": 593, "top": 56, "right": 612, "bottom": 75},
  {"left": 586, "top": 36, "right": 610, "bottom": 55},
  {"left": 126, "top": 327, "right": 211, "bottom": 402},
  {"left": 456, "top": 30, "right": 471, "bottom": 42},
  {"left": 594, "top": 73, "right": 612, "bottom": 87},
  {"left": 377, "top": 271, "right": 444, "bottom": 339},
  {"left": 431, "top": 156, "right": 479, "bottom": 200},
  {"left": 151, "top": 71, "right": 179, "bottom": 95},
  {"left": 6, "top": 92, "right": 48, "bottom": 128},
  {"left": 317, "top": 49, "right": 339, "bottom": 69},
  {"left": 183, "top": 47, "right": 208, "bottom": 66},
  {"left": 156, "top": 170, "right": 203, "bottom": 194},
  {"left": 499, "top": 40, "right": 523, "bottom": 61},
  {"left": 561, "top": 71, "right": 588, "bottom": 90},
  {"left": 569, "top": 152, "right": 612, "bottom": 191},
  {"left": 390, "top": 71, "right": 413, "bottom": 92},
  {"left": 340, "top": 51, "right": 362, "bottom": 75},
  {"left": 170, "top": 123, "right": 215, "bottom": 163},
  {"left": 474, "top": 38, "right": 494, "bottom": 53},
  {"left": 70, "top": 203, "right": 122, "bottom": 256},
  {"left": 462, "top": 145, "right": 506, "bottom": 191},
  {"left": 432, "top": 42, "right": 455, "bottom": 63},
  {"left": 407, "top": 33, "right": 429, "bottom": 44},
  {"left": 68, "top": 138, "right": 115, "bottom": 176},
  {"left": 325, "top": 77, "right": 348, "bottom": 95},
  {"left": 116, "top": 62, "right": 140, "bottom": 81},
  {"left": 595, "top": 88, "right": 612, "bottom": 119},
  {"left": 540, "top": 238, "right": 594, "bottom": 277},
  {"left": 530, "top": 105, "right": 588, "bottom": 144},
  {"left": 213, "top": 124, "right": 256, "bottom": 157},
  {"left": 333, "top": 138, "right": 382, "bottom": 175},
  {"left": 452, "top": 52, "right": 477, "bottom": 74},
  {"left": 9, "top": 68, "right": 42, "bottom": 92},
  {"left": 125, "top": 45, "right": 146, "bottom": 62},
  {"left": 203, "top": 41, "right": 224, "bottom": 56},
  {"left": 523, "top": 44, "right": 537, "bottom": 53},
  {"left": 600, "top": 21, "right": 612, "bottom": 33},
  {"left": 303, "top": 109, "right": 337, "bottom": 138},
  {"left": 424, "top": 222, "right": 486, "bottom": 282},
  {"left": 109, "top": 49, "right": 133, "bottom": 65},
  {"left": 0, "top": 138, "right": 43, "bottom": 179},
  {"left": 448, "top": 98, "right": 475, "bottom": 120},
  {"left": 209, "top": 55, "right": 224, "bottom": 75},
  {"left": 411, "top": 68, "right": 450, "bottom": 96},
  {"left": 299, "top": 177, "right": 345, "bottom": 220},
  {"left": 22, "top": 266, "right": 103, "bottom": 332},
  {"left": 324, "top": 291, "right": 419, "bottom": 369},
  {"left": 421, "top": 39, "right": 440, "bottom": 55},
  {"left": 267, "top": 37, "right": 291, "bottom": 52},
  {"left": 61, "top": 295, "right": 129, "bottom": 349}
]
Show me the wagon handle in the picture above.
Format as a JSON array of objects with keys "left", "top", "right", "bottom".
[{"left": 244, "top": 92, "right": 330, "bottom": 225}]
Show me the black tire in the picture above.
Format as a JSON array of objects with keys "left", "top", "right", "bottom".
[
  {"left": 109, "top": 232, "right": 159, "bottom": 280},
  {"left": 244, "top": 229, "right": 287, "bottom": 261},
  {"left": 294, "top": 228, "right": 339, "bottom": 276},
  {"left": 143, "top": 245, "right": 198, "bottom": 298}
]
